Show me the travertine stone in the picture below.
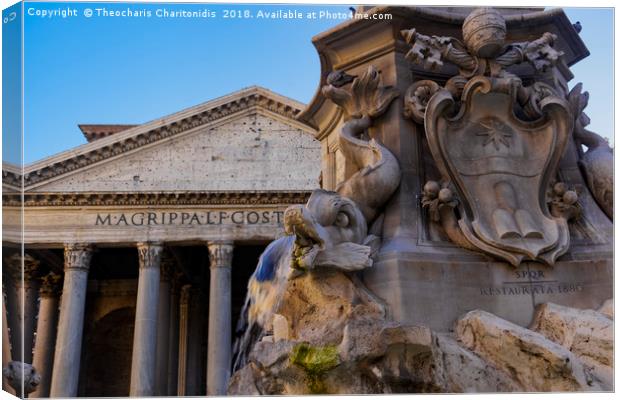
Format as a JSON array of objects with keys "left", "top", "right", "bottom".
[
  {"left": 455, "top": 310, "right": 600, "bottom": 391},
  {"left": 31, "top": 273, "right": 62, "bottom": 398},
  {"left": 33, "top": 113, "right": 320, "bottom": 193},
  {"left": 276, "top": 270, "right": 385, "bottom": 346},
  {"left": 227, "top": 362, "right": 261, "bottom": 395},
  {"left": 365, "top": 258, "right": 613, "bottom": 333},
  {"left": 272, "top": 314, "right": 289, "bottom": 342},
  {"left": 207, "top": 241, "right": 234, "bottom": 395},
  {"left": 597, "top": 299, "right": 613, "bottom": 319},
  {"left": 431, "top": 333, "right": 520, "bottom": 392},
  {"left": 50, "top": 243, "right": 93, "bottom": 398},
  {"left": 129, "top": 242, "right": 163, "bottom": 397},
  {"left": 6, "top": 203, "right": 297, "bottom": 246},
  {"left": 298, "top": 6, "right": 612, "bottom": 337},
  {"left": 530, "top": 302, "right": 613, "bottom": 389}
]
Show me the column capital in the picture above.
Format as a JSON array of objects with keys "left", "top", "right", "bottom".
[
  {"left": 3, "top": 254, "right": 21, "bottom": 281},
  {"left": 64, "top": 243, "right": 94, "bottom": 271},
  {"left": 137, "top": 242, "right": 164, "bottom": 269},
  {"left": 3, "top": 254, "right": 41, "bottom": 283},
  {"left": 23, "top": 254, "right": 41, "bottom": 281},
  {"left": 39, "top": 272, "right": 62, "bottom": 298},
  {"left": 207, "top": 241, "right": 234, "bottom": 269}
]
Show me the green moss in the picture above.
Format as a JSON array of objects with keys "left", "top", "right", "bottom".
[{"left": 290, "top": 343, "right": 340, "bottom": 394}]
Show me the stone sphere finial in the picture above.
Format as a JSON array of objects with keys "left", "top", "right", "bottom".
[{"left": 462, "top": 7, "right": 507, "bottom": 58}]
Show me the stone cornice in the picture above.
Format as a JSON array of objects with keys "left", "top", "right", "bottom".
[
  {"left": 3, "top": 163, "right": 21, "bottom": 189},
  {"left": 2, "top": 191, "right": 312, "bottom": 207},
  {"left": 11, "top": 87, "right": 307, "bottom": 188},
  {"left": 298, "top": 6, "right": 588, "bottom": 129}
]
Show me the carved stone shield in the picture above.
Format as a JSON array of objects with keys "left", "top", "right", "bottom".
[{"left": 425, "top": 77, "right": 573, "bottom": 266}]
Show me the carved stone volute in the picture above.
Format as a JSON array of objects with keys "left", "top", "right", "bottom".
[
  {"left": 207, "top": 241, "right": 234, "bottom": 269},
  {"left": 136, "top": 242, "right": 163, "bottom": 269},
  {"left": 64, "top": 244, "right": 93, "bottom": 271}
]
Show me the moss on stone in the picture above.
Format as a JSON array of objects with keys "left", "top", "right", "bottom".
[{"left": 290, "top": 343, "right": 340, "bottom": 393}]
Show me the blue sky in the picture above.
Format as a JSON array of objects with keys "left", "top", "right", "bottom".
[{"left": 2, "top": 3, "right": 614, "bottom": 164}]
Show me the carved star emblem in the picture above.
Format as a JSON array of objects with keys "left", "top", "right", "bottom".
[{"left": 475, "top": 120, "right": 513, "bottom": 150}]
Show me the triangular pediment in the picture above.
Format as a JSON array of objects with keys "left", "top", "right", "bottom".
[{"left": 13, "top": 87, "right": 320, "bottom": 193}]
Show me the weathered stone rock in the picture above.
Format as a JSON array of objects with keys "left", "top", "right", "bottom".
[
  {"left": 597, "top": 299, "right": 613, "bottom": 319},
  {"left": 275, "top": 269, "right": 384, "bottom": 346},
  {"left": 231, "top": 300, "right": 614, "bottom": 395},
  {"left": 456, "top": 310, "right": 600, "bottom": 391},
  {"left": 272, "top": 314, "right": 289, "bottom": 342},
  {"left": 431, "top": 333, "right": 521, "bottom": 392},
  {"left": 530, "top": 302, "right": 613, "bottom": 389},
  {"left": 249, "top": 340, "right": 295, "bottom": 369},
  {"left": 227, "top": 363, "right": 260, "bottom": 395}
]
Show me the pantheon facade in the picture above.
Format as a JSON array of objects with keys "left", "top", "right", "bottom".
[{"left": 2, "top": 86, "right": 322, "bottom": 397}]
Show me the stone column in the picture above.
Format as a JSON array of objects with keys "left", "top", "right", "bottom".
[
  {"left": 2, "top": 289, "right": 14, "bottom": 395},
  {"left": 186, "top": 286, "right": 204, "bottom": 395},
  {"left": 30, "top": 273, "right": 62, "bottom": 398},
  {"left": 154, "top": 255, "right": 173, "bottom": 396},
  {"left": 3, "top": 256, "right": 21, "bottom": 364},
  {"left": 129, "top": 242, "right": 163, "bottom": 397},
  {"left": 50, "top": 244, "right": 93, "bottom": 398},
  {"left": 4, "top": 254, "right": 41, "bottom": 364},
  {"left": 206, "top": 241, "right": 234, "bottom": 395},
  {"left": 22, "top": 255, "right": 41, "bottom": 366},
  {"left": 167, "top": 274, "right": 181, "bottom": 395},
  {"left": 176, "top": 284, "right": 191, "bottom": 396}
]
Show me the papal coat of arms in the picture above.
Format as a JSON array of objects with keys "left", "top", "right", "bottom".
[
  {"left": 424, "top": 77, "right": 572, "bottom": 266},
  {"left": 401, "top": 8, "right": 578, "bottom": 266}
]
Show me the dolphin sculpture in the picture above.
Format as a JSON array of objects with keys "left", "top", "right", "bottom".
[
  {"left": 568, "top": 83, "right": 613, "bottom": 220},
  {"left": 231, "top": 66, "right": 401, "bottom": 373}
]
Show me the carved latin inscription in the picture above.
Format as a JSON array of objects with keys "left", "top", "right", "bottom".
[{"left": 95, "top": 210, "right": 285, "bottom": 226}]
